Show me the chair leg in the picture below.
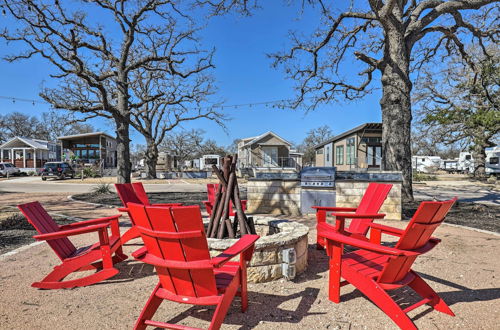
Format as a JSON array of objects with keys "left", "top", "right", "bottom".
[
  {"left": 327, "top": 241, "right": 342, "bottom": 303},
  {"left": 345, "top": 274, "right": 417, "bottom": 330},
  {"left": 408, "top": 272, "right": 455, "bottom": 316},
  {"left": 134, "top": 282, "right": 164, "bottom": 330},
  {"left": 209, "top": 274, "right": 240, "bottom": 330},
  {"left": 239, "top": 264, "right": 248, "bottom": 312}
]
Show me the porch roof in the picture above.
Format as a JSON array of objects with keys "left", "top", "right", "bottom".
[
  {"left": 242, "top": 131, "right": 292, "bottom": 148},
  {"left": 0, "top": 137, "right": 50, "bottom": 150}
]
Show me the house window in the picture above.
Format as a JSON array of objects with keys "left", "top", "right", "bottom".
[
  {"left": 316, "top": 149, "right": 323, "bottom": 154},
  {"left": 326, "top": 146, "right": 330, "bottom": 162},
  {"left": 346, "top": 137, "right": 356, "bottom": 165},
  {"left": 262, "top": 147, "right": 278, "bottom": 166},
  {"left": 490, "top": 157, "right": 499, "bottom": 165},
  {"left": 367, "top": 146, "right": 382, "bottom": 167},
  {"left": 336, "top": 146, "right": 344, "bottom": 165}
]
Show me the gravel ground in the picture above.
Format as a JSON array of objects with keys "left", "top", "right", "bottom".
[{"left": 0, "top": 192, "right": 499, "bottom": 329}]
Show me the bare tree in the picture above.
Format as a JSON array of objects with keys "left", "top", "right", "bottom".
[
  {"left": 0, "top": 0, "right": 213, "bottom": 183},
  {"left": 40, "top": 110, "right": 94, "bottom": 141},
  {"left": 298, "top": 125, "right": 334, "bottom": 165},
  {"left": 160, "top": 129, "right": 205, "bottom": 168},
  {"left": 130, "top": 68, "right": 225, "bottom": 178},
  {"left": 0, "top": 112, "right": 46, "bottom": 142},
  {"left": 202, "top": 0, "right": 499, "bottom": 201}
]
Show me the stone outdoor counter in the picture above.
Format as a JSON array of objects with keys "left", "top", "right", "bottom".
[
  {"left": 207, "top": 216, "right": 309, "bottom": 283},
  {"left": 335, "top": 171, "right": 403, "bottom": 220},
  {"left": 246, "top": 179, "right": 301, "bottom": 216}
]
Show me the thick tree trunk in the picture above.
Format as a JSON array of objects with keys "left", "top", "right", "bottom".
[
  {"left": 144, "top": 138, "right": 158, "bottom": 179},
  {"left": 380, "top": 25, "right": 414, "bottom": 202},
  {"left": 114, "top": 114, "right": 132, "bottom": 184},
  {"left": 472, "top": 144, "right": 486, "bottom": 177}
]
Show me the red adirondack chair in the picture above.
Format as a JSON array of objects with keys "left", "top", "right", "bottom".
[
  {"left": 313, "top": 182, "right": 393, "bottom": 249},
  {"left": 319, "top": 198, "right": 456, "bottom": 329},
  {"left": 115, "top": 182, "right": 183, "bottom": 244},
  {"left": 127, "top": 203, "right": 259, "bottom": 330},
  {"left": 203, "top": 183, "right": 247, "bottom": 216},
  {"left": 17, "top": 201, "right": 127, "bottom": 289}
]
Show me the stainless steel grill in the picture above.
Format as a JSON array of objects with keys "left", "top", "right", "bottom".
[{"left": 300, "top": 167, "right": 336, "bottom": 188}]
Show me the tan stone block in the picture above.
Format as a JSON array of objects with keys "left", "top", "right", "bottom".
[
  {"left": 380, "top": 204, "right": 402, "bottom": 214},
  {"left": 247, "top": 264, "right": 282, "bottom": 283},
  {"left": 249, "top": 248, "right": 278, "bottom": 266}
]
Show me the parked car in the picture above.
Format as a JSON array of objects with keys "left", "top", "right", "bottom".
[
  {"left": 41, "top": 162, "right": 75, "bottom": 180},
  {"left": 0, "top": 162, "right": 21, "bottom": 177}
]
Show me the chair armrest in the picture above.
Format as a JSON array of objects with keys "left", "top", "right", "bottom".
[
  {"left": 330, "top": 212, "right": 386, "bottom": 219},
  {"left": 312, "top": 206, "right": 357, "bottom": 212},
  {"left": 34, "top": 223, "right": 109, "bottom": 241},
  {"left": 117, "top": 207, "right": 129, "bottom": 212},
  {"left": 59, "top": 215, "right": 121, "bottom": 230},
  {"left": 211, "top": 235, "right": 259, "bottom": 268},
  {"left": 151, "top": 203, "right": 183, "bottom": 207},
  {"left": 367, "top": 223, "right": 404, "bottom": 236},
  {"left": 319, "top": 225, "right": 418, "bottom": 257},
  {"left": 132, "top": 246, "right": 148, "bottom": 259}
]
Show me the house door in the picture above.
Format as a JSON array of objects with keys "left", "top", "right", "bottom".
[
  {"left": 262, "top": 147, "right": 278, "bottom": 167},
  {"left": 367, "top": 146, "right": 381, "bottom": 167}
]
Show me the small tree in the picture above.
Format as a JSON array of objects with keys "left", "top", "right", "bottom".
[
  {"left": 298, "top": 125, "right": 334, "bottom": 166},
  {"left": 415, "top": 49, "right": 500, "bottom": 175}
]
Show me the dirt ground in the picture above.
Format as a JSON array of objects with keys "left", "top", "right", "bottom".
[
  {"left": 49, "top": 177, "right": 228, "bottom": 184},
  {"left": 0, "top": 192, "right": 499, "bottom": 329}
]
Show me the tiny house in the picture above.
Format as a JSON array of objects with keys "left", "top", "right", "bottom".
[{"left": 200, "top": 154, "right": 221, "bottom": 170}]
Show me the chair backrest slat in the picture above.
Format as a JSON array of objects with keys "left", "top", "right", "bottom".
[
  {"left": 131, "top": 182, "right": 151, "bottom": 205},
  {"left": 128, "top": 203, "right": 217, "bottom": 298},
  {"left": 348, "top": 183, "right": 393, "bottom": 234},
  {"left": 207, "top": 183, "right": 217, "bottom": 204},
  {"left": 115, "top": 183, "right": 143, "bottom": 205},
  {"left": 17, "top": 202, "right": 76, "bottom": 260},
  {"left": 377, "top": 199, "right": 456, "bottom": 284}
]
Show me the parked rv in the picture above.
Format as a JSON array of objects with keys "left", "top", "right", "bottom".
[
  {"left": 457, "top": 152, "right": 475, "bottom": 174},
  {"left": 485, "top": 147, "right": 500, "bottom": 176},
  {"left": 412, "top": 156, "right": 441, "bottom": 173},
  {"left": 440, "top": 159, "right": 459, "bottom": 173}
]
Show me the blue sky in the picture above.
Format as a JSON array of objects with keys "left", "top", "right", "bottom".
[{"left": 0, "top": 2, "right": 382, "bottom": 147}]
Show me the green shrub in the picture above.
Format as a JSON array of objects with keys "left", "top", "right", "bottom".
[
  {"left": 83, "top": 167, "right": 99, "bottom": 178},
  {"left": 91, "top": 183, "right": 112, "bottom": 195},
  {"left": 27, "top": 171, "right": 36, "bottom": 176}
]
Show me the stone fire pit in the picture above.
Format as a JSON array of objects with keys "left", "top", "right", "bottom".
[{"left": 206, "top": 217, "right": 309, "bottom": 283}]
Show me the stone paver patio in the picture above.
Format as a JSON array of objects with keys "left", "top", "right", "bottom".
[{"left": 0, "top": 192, "right": 499, "bottom": 329}]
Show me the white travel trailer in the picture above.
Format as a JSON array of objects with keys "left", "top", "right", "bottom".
[
  {"left": 457, "top": 152, "right": 475, "bottom": 174},
  {"left": 412, "top": 156, "right": 441, "bottom": 173},
  {"left": 440, "top": 159, "right": 459, "bottom": 173},
  {"left": 200, "top": 154, "right": 221, "bottom": 170},
  {"left": 485, "top": 146, "right": 500, "bottom": 176}
]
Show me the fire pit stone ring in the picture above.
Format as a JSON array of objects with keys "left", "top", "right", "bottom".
[{"left": 206, "top": 216, "right": 309, "bottom": 283}]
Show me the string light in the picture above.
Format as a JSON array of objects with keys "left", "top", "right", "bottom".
[{"left": 0, "top": 94, "right": 302, "bottom": 110}]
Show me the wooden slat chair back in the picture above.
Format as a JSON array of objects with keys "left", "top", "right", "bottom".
[
  {"left": 348, "top": 182, "right": 393, "bottom": 234},
  {"left": 19, "top": 201, "right": 76, "bottom": 260},
  {"left": 128, "top": 203, "right": 218, "bottom": 298},
  {"left": 131, "top": 182, "right": 152, "bottom": 205},
  {"left": 207, "top": 183, "right": 217, "bottom": 203},
  {"left": 204, "top": 183, "right": 246, "bottom": 216},
  {"left": 377, "top": 199, "right": 455, "bottom": 284},
  {"left": 115, "top": 183, "right": 143, "bottom": 207}
]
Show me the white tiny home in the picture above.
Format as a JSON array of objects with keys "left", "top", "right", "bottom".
[{"left": 200, "top": 154, "right": 221, "bottom": 170}]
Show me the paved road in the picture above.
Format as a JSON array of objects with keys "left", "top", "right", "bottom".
[
  {"left": 0, "top": 177, "right": 206, "bottom": 194},
  {"left": 414, "top": 182, "right": 499, "bottom": 206}
]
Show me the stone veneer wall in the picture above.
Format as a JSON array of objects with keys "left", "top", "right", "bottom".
[
  {"left": 207, "top": 217, "right": 309, "bottom": 283},
  {"left": 335, "top": 181, "right": 402, "bottom": 220},
  {"left": 246, "top": 179, "right": 301, "bottom": 216}
]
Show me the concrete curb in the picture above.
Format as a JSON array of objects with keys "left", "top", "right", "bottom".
[{"left": 443, "top": 222, "right": 500, "bottom": 237}]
